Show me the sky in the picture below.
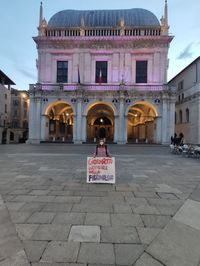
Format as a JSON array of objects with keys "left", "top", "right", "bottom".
[{"left": 0, "top": 0, "right": 199, "bottom": 90}]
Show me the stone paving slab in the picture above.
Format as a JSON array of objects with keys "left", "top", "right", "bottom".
[
  {"left": 15, "top": 224, "right": 39, "bottom": 240},
  {"left": 115, "top": 244, "right": 145, "bottom": 265},
  {"left": 84, "top": 213, "right": 110, "bottom": 226},
  {"left": 72, "top": 203, "right": 113, "bottom": 213},
  {"left": 26, "top": 212, "right": 56, "bottom": 224},
  {"left": 0, "top": 250, "right": 30, "bottom": 266},
  {"left": 18, "top": 202, "right": 46, "bottom": 212},
  {"left": 136, "top": 227, "right": 161, "bottom": 244},
  {"left": 77, "top": 243, "right": 115, "bottom": 264},
  {"left": 0, "top": 195, "right": 30, "bottom": 265},
  {"left": 173, "top": 199, "right": 200, "bottom": 231},
  {"left": 52, "top": 213, "right": 85, "bottom": 225},
  {"left": 68, "top": 225, "right": 100, "bottom": 242},
  {"left": 42, "top": 203, "right": 73, "bottom": 212},
  {"left": 111, "top": 213, "right": 143, "bottom": 226},
  {"left": 23, "top": 240, "right": 47, "bottom": 262},
  {"left": 133, "top": 205, "right": 160, "bottom": 215},
  {"left": 101, "top": 226, "right": 140, "bottom": 243},
  {"left": 156, "top": 183, "right": 182, "bottom": 194},
  {"left": 141, "top": 214, "right": 171, "bottom": 229},
  {"left": 32, "top": 263, "right": 86, "bottom": 266},
  {"left": 134, "top": 252, "right": 164, "bottom": 266},
  {"left": 113, "top": 203, "right": 133, "bottom": 213},
  {"left": 31, "top": 224, "right": 71, "bottom": 241},
  {"left": 147, "top": 220, "right": 200, "bottom": 266},
  {"left": 9, "top": 211, "right": 33, "bottom": 224},
  {"left": 41, "top": 242, "right": 80, "bottom": 263}
]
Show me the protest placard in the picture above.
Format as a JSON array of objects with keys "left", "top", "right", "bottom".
[{"left": 87, "top": 157, "right": 115, "bottom": 184}]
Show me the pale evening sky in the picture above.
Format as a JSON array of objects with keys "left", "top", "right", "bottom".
[{"left": 0, "top": 0, "right": 199, "bottom": 90}]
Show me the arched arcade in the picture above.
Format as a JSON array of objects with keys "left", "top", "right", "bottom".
[
  {"left": 86, "top": 102, "right": 115, "bottom": 142},
  {"left": 127, "top": 101, "right": 158, "bottom": 143},
  {"left": 42, "top": 101, "right": 74, "bottom": 142}
]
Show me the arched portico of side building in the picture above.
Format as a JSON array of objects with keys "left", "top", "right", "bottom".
[
  {"left": 42, "top": 100, "right": 74, "bottom": 142},
  {"left": 126, "top": 101, "right": 159, "bottom": 143}
]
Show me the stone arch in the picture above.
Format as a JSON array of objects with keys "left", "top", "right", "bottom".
[
  {"left": 43, "top": 100, "right": 75, "bottom": 116},
  {"left": 42, "top": 100, "right": 74, "bottom": 142},
  {"left": 125, "top": 100, "right": 159, "bottom": 117},
  {"left": 84, "top": 100, "right": 117, "bottom": 117},
  {"left": 126, "top": 100, "right": 159, "bottom": 143},
  {"left": 85, "top": 101, "right": 115, "bottom": 142}
]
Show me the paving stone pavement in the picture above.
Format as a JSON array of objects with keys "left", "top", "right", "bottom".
[{"left": 0, "top": 144, "right": 200, "bottom": 266}]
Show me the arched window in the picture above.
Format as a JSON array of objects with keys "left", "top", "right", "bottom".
[
  {"left": 179, "top": 110, "right": 182, "bottom": 124},
  {"left": 186, "top": 108, "right": 189, "bottom": 123},
  {"left": 175, "top": 112, "right": 177, "bottom": 124}
]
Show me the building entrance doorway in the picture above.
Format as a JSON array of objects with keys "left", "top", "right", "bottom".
[
  {"left": 86, "top": 103, "right": 114, "bottom": 142},
  {"left": 46, "top": 102, "right": 74, "bottom": 142},
  {"left": 127, "top": 101, "right": 158, "bottom": 143},
  {"left": 2, "top": 130, "right": 7, "bottom": 144}
]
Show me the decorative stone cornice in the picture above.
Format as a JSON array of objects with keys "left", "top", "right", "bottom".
[
  {"left": 176, "top": 91, "right": 200, "bottom": 106},
  {"left": 33, "top": 35, "right": 173, "bottom": 50}
]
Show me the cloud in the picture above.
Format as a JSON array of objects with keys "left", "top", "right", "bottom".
[
  {"left": 177, "top": 43, "right": 193, "bottom": 60},
  {"left": 17, "top": 68, "right": 36, "bottom": 81}
]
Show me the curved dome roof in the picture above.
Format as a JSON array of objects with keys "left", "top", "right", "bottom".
[{"left": 47, "top": 8, "right": 160, "bottom": 28}]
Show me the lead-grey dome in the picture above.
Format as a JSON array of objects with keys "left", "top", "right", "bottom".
[{"left": 47, "top": 8, "right": 160, "bottom": 28}]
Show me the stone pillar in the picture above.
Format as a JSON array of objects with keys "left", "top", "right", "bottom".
[
  {"left": 169, "top": 97, "right": 176, "bottom": 141},
  {"left": 124, "top": 115, "right": 128, "bottom": 143},
  {"left": 75, "top": 98, "right": 82, "bottom": 143},
  {"left": 73, "top": 114, "right": 77, "bottom": 143},
  {"left": 118, "top": 92, "right": 126, "bottom": 144},
  {"left": 82, "top": 115, "right": 87, "bottom": 142},
  {"left": 156, "top": 116, "right": 162, "bottom": 144},
  {"left": 161, "top": 96, "right": 168, "bottom": 144},
  {"left": 27, "top": 97, "right": 41, "bottom": 144},
  {"left": 114, "top": 115, "right": 119, "bottom": 143},
  {"left": 41, "top": 115, "right": 49, "bottom": 141}
]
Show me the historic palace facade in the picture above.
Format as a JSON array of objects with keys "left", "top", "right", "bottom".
[{"left": 28, "top": 1, "right": 175, "bottom": 144}]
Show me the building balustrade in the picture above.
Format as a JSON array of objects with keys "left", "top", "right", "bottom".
[
  {"left": 29, "top": 83, "right": 169, "bottom": 93},
  {"left": 45, "top": 27, "right": 161, "bottom": 38}
]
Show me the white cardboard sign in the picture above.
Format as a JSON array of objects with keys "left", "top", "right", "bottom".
[{"left": 87, "top": 157, "right": 115, "bottom": 184}]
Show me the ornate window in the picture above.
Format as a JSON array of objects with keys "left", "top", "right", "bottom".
[
  {"left": 95, "top": 61, "right": 107, "bottom": 83},
  {"left": 136, "top": 61, "right": 148, "bottom": 83},
  {"left": 57, "top": 61, "right": 68, "bottom": 83}
]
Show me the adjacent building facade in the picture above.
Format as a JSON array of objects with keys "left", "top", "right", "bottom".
[
  {"left": 0, "top": 70, "right": 13, "bottom": 144},
  {"left": 168, "top": 56, "right": 200, "bottom": 144},
  {"left": 0, "top": 70, "right": 30, "bottom": 144},
  {"left": 28, "top": 1, "right": 175, "bottom": 144},
  {"left": 10, "top": 89, "right": 29, "bottom": 143}
]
